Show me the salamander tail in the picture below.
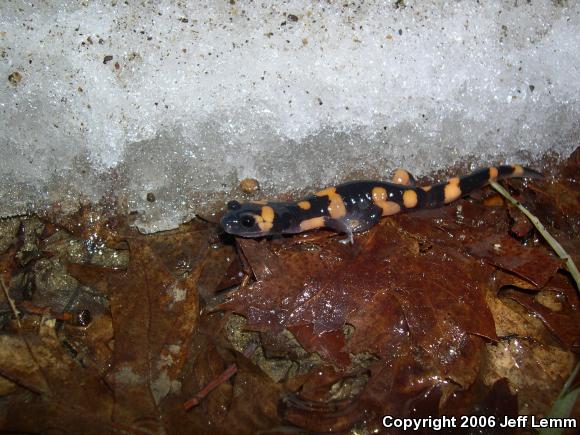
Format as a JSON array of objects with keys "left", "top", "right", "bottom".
[{"left": 417, "top": 165, "right": 542, "bottom": 208}]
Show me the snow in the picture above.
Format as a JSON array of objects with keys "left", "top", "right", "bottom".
[{"left": 1, "top": 0, "right": 579, "bottom": 232}]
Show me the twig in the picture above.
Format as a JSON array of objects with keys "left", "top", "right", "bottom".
[
  {"left": 183, "top": 341, "right": 258, "bottom": 411},
  {"left": 183, "top": 362, "right": 238, "bottom": 411},
  {"left": 490, "top": 181, "right": 580, "bottom": 290},
  {"left": 1, "top": 277, "right": 21, "bottom": 328}
]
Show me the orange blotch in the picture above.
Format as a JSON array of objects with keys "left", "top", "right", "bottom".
[
  {"left": 257, "top": 221, "right": 273, "bottom": 232},
  {"left": 444, "top": 177, "right": 462, "bottom": 204},
  {"left": 392, "top": 169, "right": 411, "bottom": 186},
  {"left": 299, "top": 217, "right": 325, "bottom": 231},
  {"left": 315, "top": 187, "right": 336, "bottom": 197},
  {"left": 261, "top": 205, "right": 275, "bottom": 223},
  {"left": 315, "top": 186, "right": 346, "bottom": 219},
  {"left": 372, "top": 186, "right": 401, "bottom": 216},
  {"left": 372, "top": 186, "right": 387, "bottom": 202},
  {"left": 381, "top": 201, "right": 401, "bottom": 216},
  {"left": 403, "top": 190, "right": 418, "bottom": 208},
  {"left": 513, "top": 165, "right": 524, "bottom": 176}
]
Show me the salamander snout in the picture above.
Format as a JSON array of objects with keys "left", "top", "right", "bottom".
[
  {"left": 220, "top": 201, "right": 273, "bottom": 237},
  {"left": 220, "top": 211, "right": 255, "bottom": 235}
]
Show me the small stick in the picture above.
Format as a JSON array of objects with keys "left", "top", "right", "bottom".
[
  {"left": 18, "top": 301, "right": 91, "bottom": 326},
  {"left": 183, "top": 341, "right": 258, "bottom": 411},
  {"left": 1, "top": 277, "right": 21, "bottom": 328},
  {"left": 490, "top": 181, "right": 580, "bottom": 290}
]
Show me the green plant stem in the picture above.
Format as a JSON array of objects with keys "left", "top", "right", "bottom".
[
  {"left": 490, "top": 181, "right": 580, "bottom": 290},
  {"left": 538, "top": 361, "right": 580, "bottom": 435}
]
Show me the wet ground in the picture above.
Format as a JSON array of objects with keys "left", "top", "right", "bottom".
[{"left": 0, "top": 150, "right": 578, "bottom": 434}]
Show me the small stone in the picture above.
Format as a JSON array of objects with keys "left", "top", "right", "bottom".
[
  {"left": 8, "top": 71, "right": 22, "bottom": 85},
  {"left": 240, "top": 178, "right": 260, "bottom": 195},
  {"left": 287, "top": 14, "right": 299, "bottom": 22},
  {"left": 103, "top": 55, "right": 113, "bottom": 64},
  {"left": 146, "top": 192, "right": 156, "bottom": 202}
]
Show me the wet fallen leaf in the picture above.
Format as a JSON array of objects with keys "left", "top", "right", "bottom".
[
  {"left": 504, "top": 289, "right": 580, "bottom": 350},
  {"left": 107, "top": 226, "right": 209, "bottom": 431},
  {"left": 0, "top": 326, "right": 114, "bottom": 433},
  {"left": 484, "top": 339, "right": 575, "bottom": 417},
  {"left": 468, "top": 234, "right": 562, "bottom": 288}
]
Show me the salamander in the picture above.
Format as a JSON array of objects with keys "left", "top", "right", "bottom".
[{"left": 221, "top": 165, "right": 542, "bottom": 243}]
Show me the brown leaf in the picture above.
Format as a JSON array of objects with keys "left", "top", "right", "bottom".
[
  {"left": 0, "top": 328, "right": 114, "bottom": 432},
  {"left": 0, "top": 334, "right": 50, "bottom": 394},
  {"left": 108, "top": 228, "right": 208, "bottom": 432},
  {"left": 484, "top": 339, "right": 575, "bottom": 416},
  {"left": 443, "top": 377, "right": 518, "bottom": 430},
  {"left": 467, "top": 234, "right": 562, "bottom": 288},
  {"left": 198, "top": 243, "right": 238, "bottom": 298},
  {"left": 504, "top": 289, "right": 580, "bottom": 349},
  {"left": 65, "top": 261, "right": 122, "bottom": 295}
]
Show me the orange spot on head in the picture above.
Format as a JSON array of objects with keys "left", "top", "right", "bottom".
[
  {"left": 252, "top": 212, "right": 273, "bottom": 232},
  {"left": 299, "top": 217, "right": 325, "bottom": 231},
  {"left": 261, "top": 205, "right": 274, "bottom": 223},
  {"left": 403, "top": 189, "right": 418, "bottom": 208},
  {"left": 297, "top": 201, "right": 311, "bottom": 210},
  {"left": 421, "top": 185, "right": 432, "bottom": 192},
  {"left": 257, "top": 221, "right": 273, "bottom": 232},
  {"left": 513, "top": 165, "right": 524, "bottom": 176},
  {"left": 489, "top": 167, "right": 498, "bottom": 181}
]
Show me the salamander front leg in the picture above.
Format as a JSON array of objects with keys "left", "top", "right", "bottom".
[
  {"left": 338, "top": 230, "right": 355, "bottom": 245},
  {"left": 325, "top": 207, "right": 382, "bottom": 244}
]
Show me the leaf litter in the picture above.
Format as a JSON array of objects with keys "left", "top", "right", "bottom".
[{"left": 0, "top": 150, "right": 578, "bottom": 433}]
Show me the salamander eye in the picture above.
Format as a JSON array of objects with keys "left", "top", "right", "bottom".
[
  {"left": 227, "top": 200, "right": 241, "bottom": 210},
  {"left": 240, "top": 215, "right": 255, "bottom": 228}
]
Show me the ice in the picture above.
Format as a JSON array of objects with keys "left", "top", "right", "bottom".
[{"left": 1, "top": 1, "right": 579, "bottom": 232}]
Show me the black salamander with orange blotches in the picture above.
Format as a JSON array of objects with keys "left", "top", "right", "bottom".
[{"left": 221, "top": 165, "right": 542, "bottom": 243}]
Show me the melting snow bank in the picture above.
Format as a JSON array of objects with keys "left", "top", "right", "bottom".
[{"left": 1, "top": 1, "right": 579, "bottom": 233}]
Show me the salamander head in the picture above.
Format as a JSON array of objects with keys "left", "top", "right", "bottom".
[{"left": 221, "top": 200, "right": 278, "bottom": 237}]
